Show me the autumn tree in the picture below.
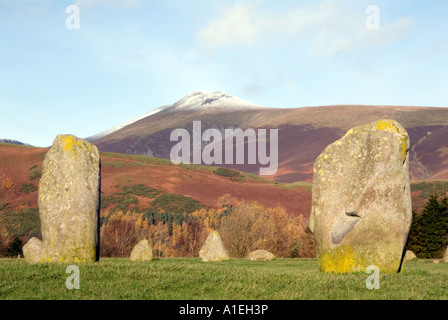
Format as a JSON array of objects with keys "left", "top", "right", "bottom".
[
  {"left": 287, "top": 215, "right": 315, "bottom": 258},
  {"left": 98, "top": 194, "right": 316, "bottom": 259},
  {"left": 216, "top": 193, "right": 240, "bottom": 209},
  {"left": 219, "top": 201, "right": 270, "bottom": 258},
  {"left": 100, "top": 211, "right": 150, "bottom": 257},
  {"left": 264, "top": 207, "right": 289, "bottom": 256},
  {"left": 219, "top": 199, "right": 315, "bottom": 259},
  {"left": 147, "top": 221, "right": 170, "bottom": 258}
]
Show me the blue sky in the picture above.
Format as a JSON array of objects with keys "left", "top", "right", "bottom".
[{"left": 0, "top": 0, "right": 447, "bottom": 147}]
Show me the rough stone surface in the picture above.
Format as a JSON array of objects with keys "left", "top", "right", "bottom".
[
  {"left": 23, "top": 134, "right": 101, "bottom": 263},
  {"left": 130, "top": 239, "right": 153, "bottom": 262},
  {"left": 22, "top": 237, "right": 43, "bottom": 263},
  {"left": 248, "top": 249, "right": 276, "bottom": 261},
  {"left": 405, "top": 250, "right": 417, "bottom": 260},
  {"left": 443, "top": 247, "right": 448, "bottom": 263},
  {"left": 199, "top": 231, "right": 230, "bottom": 262},
  {"left": 308, "top": 119, "right": 412, "bottom": 273}
]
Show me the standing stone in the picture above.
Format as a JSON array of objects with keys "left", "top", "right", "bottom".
[
  {"left": 405, "top": 250, "right": 417, "bottom": 260},
  {"left": 23, "top": 134, "right": 101, "bottom": 263},
  {"left": 443, "top": 247, "right": 448, "bottom": 263},
  {"left": 22, "top": 237, "right": 43, "bottom": 263},
  {"left": 130, "top": 239, "right": 153, "bottom": 262},
  {"left": 308, "top": 119, "right": 412, "bottom": 273},
  {"left": 248, "top": 249, "right": 276, "bottom": 261},
  {"left": 199, "top": 231, "right": 230, "bottom": 262}
]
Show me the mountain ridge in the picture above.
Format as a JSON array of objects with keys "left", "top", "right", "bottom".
[
  {"left": 86, "top": 90, "right": 267, "bottom": 142},
  {"left": 87, "top": 91, "right": 448, "bottom": 183},
  {"left": 0, "top": 139, "right": 31, "bottom": 146}
]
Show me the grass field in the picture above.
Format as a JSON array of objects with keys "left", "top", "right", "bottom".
[{"left": 0, "top": 258, "right": 447, "bottom": 300}]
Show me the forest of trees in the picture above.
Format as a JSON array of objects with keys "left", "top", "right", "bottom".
[
  {"left": 100, "top": 194, "right": 315, "bottom": 258},
  {"left": 1, "top": 190, "right": 447, "bottom": 260}
]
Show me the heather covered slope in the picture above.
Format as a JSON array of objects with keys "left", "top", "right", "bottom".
[
  {"left": 92, "top": 103, "right": 448, "bottom": 183},
  {"left": 0, "top": 143, "right": 311, "bottom": 219},
  {"left": 1, "top": 142, "right": 445, "bottom": 223}
]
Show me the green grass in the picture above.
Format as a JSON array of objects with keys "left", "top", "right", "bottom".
[
  {"left": 411, "top": 180, "right": 448, "bottom": 195},
  {"left": 280, "top": 181, "right": 313, "bottom": 191},
  {"left": 0, "top": 258, "right": 447, "bottom": 300},
  {"left": 101, "top": 151, "right": 173, "bottom": 166},
  {"left": 102, "top": 161, "right": 150, "bottom": 169}
]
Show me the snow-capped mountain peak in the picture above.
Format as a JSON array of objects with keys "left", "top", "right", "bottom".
[
  {"left": 168, "top": 90, "right": 265, "bottom": 111},
  {"left": 86, "top": 90, "right": 265, "bottom": 142}
]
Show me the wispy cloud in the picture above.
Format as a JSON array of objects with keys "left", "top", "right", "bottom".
[
  {"left": 357, "top": 16, "right": 414, "bottom": 47},
  {"left": 198, "top": 0, "right": 414, "bottom": 57}
]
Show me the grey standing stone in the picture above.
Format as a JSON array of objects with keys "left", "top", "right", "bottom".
[
  {"left": 23, "top": 134, "right": 101, "bottom": 263},
  {"left": 199, "top": 231, "right": 230, "bottom": 262},
  {"left": 308, "top": 120, "right": 412, "bottom": 273},
  {"left": 405, "top": 250, "right": 417, "bottom": 260},
  {"left": 22, "top": 237, "right": 43, "bottom": 263},
  {"left": 130, "top": 239, "right": 153, "bottom": 262},
  {"left": 247, "top": 249, "right": 276, "bottom": 261}
]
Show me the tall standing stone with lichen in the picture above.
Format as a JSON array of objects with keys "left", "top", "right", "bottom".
[
  {"left": 23, "top": 134, "right": 101, "bottom": 263},
  {"left": 308, "top": 119, "right": 412, "bottom": 273}
]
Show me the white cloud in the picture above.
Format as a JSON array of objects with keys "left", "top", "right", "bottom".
[
  {"left": 357, "top": 17, "right": 414, "bottom": 47},
  {"left": 197, "top": 2, "right": 265, "bottom": 49},
  {"left": 198, "top": 0, "right": 414, "bottom": 57}
]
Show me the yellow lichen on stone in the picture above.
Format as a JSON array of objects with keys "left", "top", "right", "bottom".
[
  {"left": 374, "top": 120, "right": 408, "bottom": 161},
  {"left": 375, "top": 120, "right": 400, "bottom": 134},
  {"left": 62, "top": 135, "right": 77, "bottom": 153},
  {"left": 401, "top": 138, "right": 407, "bottom": 161},
  {"left": 319, "top": 246, "right": 361, "bottom": 273},
  {"left": 61, "top": 135, "right": 91, "bottom": 154}
]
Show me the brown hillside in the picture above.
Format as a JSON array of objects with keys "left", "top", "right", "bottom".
[
  {"left": 0, "top": 144, "right": 311, "bottom": 219},
  {"left": 94, "top": 105, "right": 448, "bottom": 183},
  {"left": 0, "top": 143, "right": 445, "bottom": 224}
]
